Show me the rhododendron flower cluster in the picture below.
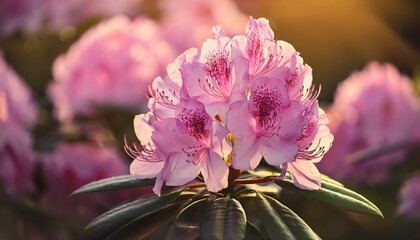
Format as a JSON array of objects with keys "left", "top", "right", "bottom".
[
  {"left": 398, "top": 175, "right": 420, "bottom": 219},
  {"left": 159, "top": 0, "right": 248, "bottom": 51},
  {"left": 319, "top": 62, "right": 420, "bottom": 184},
  {"left": 127, "top": 17, "right": 333, "bottom": 194},
  {"left": 0, "top": 0, "right": 141, "bottom": 36},
  {"left": 40, "top": 143, "right": 128, "bottom": 220},
  {"left": 0, "top": 53, "right": 37, "bottom": 197},
  {"left": 49, "top": 15, "right": 176, "bottom": 122}
]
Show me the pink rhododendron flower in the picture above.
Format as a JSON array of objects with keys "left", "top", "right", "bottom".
[
  {"left": 286, "top": 101, "right": 333, "bottom": 189},
  {"left": 398, "top": 175, "right": 420, "bottom": 219},
  {"left": 129, "top": 100, "right": 232, "bottom": 194},
  {"left": 42, "top": 0, "right": 141, "bottom": 30},
  {"left": 49, "top": 15, "right": 176, "bottom": 122},
  {"left": 179, "top": 35, "right": 249, "bottom": 119},
  {"left": 0, "top": 0, "right": 40, "bottom": 36},
  {"left": 0, "top": 0, "right": 142, "bottom": 36},
  {"left": 152, "top": 99, "right": 232, "bottom": 193},
  {"left": 147, "top": 48, "right": 197, "bottom": 120},
  {"left": 226, "top": 76, "right": 304, "bottom": 170},
  {"left": 40, "top": 143, "right": 128, "bottom": 220},
  {"left": 0, "top": 123, "right": 35, "bottom": 197},
  {"left": 128, "top": 17, "right": 333, "bottom": 193},
  {"left": 0, "top": 54, "right": 37, "bottom": 127},
  {"left": 318, "top": 62, "right": 420, "bottom": 184},
  {"left": 0, "top": 54, "right": 36, "bottom": 197},
  {"left": 159, "top": 0, "right": 248, "bottom": 51},
  {"left": 128, "top": 112, "right": 164, "bottom": 179}
]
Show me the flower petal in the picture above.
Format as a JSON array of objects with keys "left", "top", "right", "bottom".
[
  {"left": 162, "top": 152, "right": 201, "bottom": 186},
  {"left": 133, "top": 112, "right": 154, "bottom": 144},
  {"left": 287, "top": 160, "right": 321, "bottom": 190},
  {"left": 261, "top": 141, "right": 298, "bottom": 166},
  {"left": 200, "top": 151, "right": 229, "bottom": 192},
  {"left": 130, "top": 159, "right": 164, "bottom": 179}
]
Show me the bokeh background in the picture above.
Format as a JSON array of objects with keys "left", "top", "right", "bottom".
[{"left": 1, "top": 0, "right": 419, "bottom": 239}]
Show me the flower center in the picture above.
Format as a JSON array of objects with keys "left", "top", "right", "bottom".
[
  {"left": 179, "top": 108, "right": 210, "bottom": 140},
  {"left": 204, "top": 50, "right": 231, "bottom": 85},
  {"left": 251, "top": 84, "right": 283, "bottom": 135}
]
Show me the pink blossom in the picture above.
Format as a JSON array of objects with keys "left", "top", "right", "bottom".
[
  {"left": 228, "top": 17, "right": 332, "bottom": 189},
  {"left": 0, "top": 0, "right": 40, "bottom": 36},
  {"left": 234, "top": 17, "right": 314, "bottom": 97},
  {"left": 49, "top": 15, "right": 176, "bottom": 122},
  {"left": 398, "top": 175, "right": 420, "bottom": 219},
  {"left": 179, "top": 36, "right": 249, "bottom": 119},
  {"left": 128, "top": 112, "right": 164, "bottom": 179},
  {"left": 40, "top": 143, "right": 129, "bottom": 220},
  {"left": 0, "top": 55, "right": 36, "bottom": 197},
  {"left": 159, "top": 0, "right": 248, "bottom": 51},
  {"left": 226, "top": 76, "right": 304, "bottom": 170},
  {"left": 285, "top": 101, "right": 333, "bottom": 190},
  {"left": 147, "top": 48, "right": 197, "bottom": 120},
  {"left": 129, "top": 17, "right": 332, "bottom": 192},
  {"left": 130, "top": 100, "right": 232, "bottom": 194},
  {"left": 0, "top": 0, "right": 142, "bottom": 36},
  {"left": 0, "top": 54, "right": 37, "bottom": 127},
  {"left": 0, "top": 123, "right": 35, "bottom": 197},
  {"left": 36, "top": 0, "right": 141, "bottom": 31},
  {"left": 233, "top": 17, "right": 280, "bottom": 77},
  {"left": 318, "top": 62, "right": 420, "bottom": 184}
]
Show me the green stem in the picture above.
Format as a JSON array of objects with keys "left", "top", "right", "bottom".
[
  {"left": 186, "top": 183, "right": 206, "bottom": 189},
  {"left": 235, "top": 177, "right": 277, "bottom": 185}
]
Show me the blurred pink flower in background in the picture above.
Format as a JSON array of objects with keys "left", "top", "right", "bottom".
[
  {"left": 35, "top": 0, "right": 142, "bottom": 31},
  {"left": 48, "top": 15, "right": 176, "bottom": 122},
  {"left": 0, "top": 53, "right": 37, "bottom": 127},
  {"left": 398, "top": 174, "right": 420, "bottom": 219},
  {"left": 0, "top": 54, "right": 37, "bottom": 197},
  {"left": 319, "top": 62, "right": 420, "bottom": 184},
  {"left": 0, "top": 0, "right": 40, "bottom": 36},
  {"left": 159, "top": 0, "right": 248, "bottom": 51},
  {"left": 0, "top": 0, "right": 142, "bottom": 36},
  {"left": 40, "top": 143, "right": 129, "bottom": 220}
]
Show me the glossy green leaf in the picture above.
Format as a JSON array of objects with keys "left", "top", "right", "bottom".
[
  {"left": 84, "top": 218, "right": 127, "bottom": 240},
  {"left": 255, "top": 193, "right": 292, "bottom": 240},
  {"left": 71, "top": 175, "right": 155, "bottom": 196},
  {"left": 237, "top": 195, "right": 270, "bottom": 240},
  {"left": 167, "top": 198, "right": 209, "bottom": 240},
  {"left": 105, "top": 201, "right": 186, "bottom": 240},
  {"left": 256, "top": 193, "right": 319, "bottom": 240},
  {"left": 200, "top": 197, "right": 247, "bottom": 240},
  {"left": 86, "top": 188, "right": 185, "bottom": 230},
  {"left": 320, "top": 174, "right": 344, "bottom": 187},
  {"left": 247, "top": 169, "right": 344, "bottom": 187},
  {"left": 244, "top": 222, "right": 265, "bottom": 240},
  {"left": 275, "top": 177, "right": 383, "bottom": 218}
]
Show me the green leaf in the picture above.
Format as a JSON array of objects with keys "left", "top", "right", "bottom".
[
  {"left": 71, "top": 175, "right": 155, "bottom": 196},
  {"left": 256, "top": 193, "right": 319, "bottom": 240},
  {"left": 86, "top": 187, "right": 185, "bottom": 230},
  {"left": 244, "top": 222, "right": 265, "bottom": 240},
  {"left": 237, "top": 195, "right": 270, "bottom": 240},
  {"left": 320, "top": 174, "right": 344, "bottom": 187},
  {"left": 255, "top": 193, "right": 292, "bottom": 240},
  {"left": 84, "top": 219, "right": 127, "bottom": 240},
  {"left": 105, "top": 201, "right": 186, "bottom": 240},
  {"left": 275, "top": 177, "right": 383, "bottom": 218},
  {"left": 200, "top": 197, "right": 247, "bottom": 240},
  {"left": 167, "top": 198, "right": 209, "bottom": 240}
]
